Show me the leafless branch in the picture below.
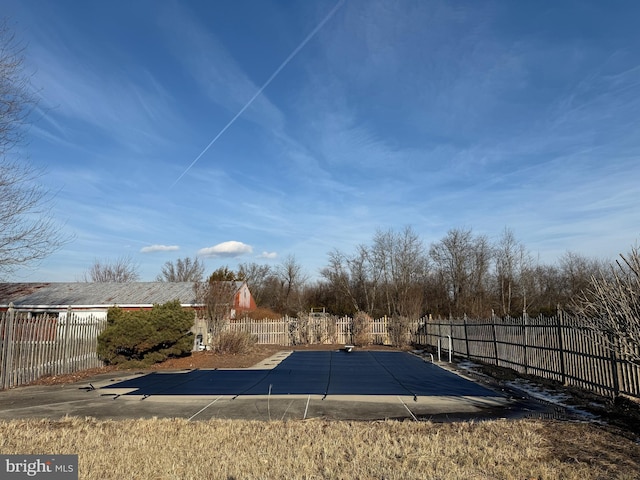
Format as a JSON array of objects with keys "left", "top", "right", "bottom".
[
  {"left": 83, "top": 256, "right": 140, "bottom": 282},
  {"left": 0, "top": 20, "right": 69, "bottom": 277},
  {"left": 572, "top": 246, "right": 640, "bottom": 364}
]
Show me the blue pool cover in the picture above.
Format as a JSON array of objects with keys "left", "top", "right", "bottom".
[{"left": 102, "top": 351, "right": 496, "bottom": 397}]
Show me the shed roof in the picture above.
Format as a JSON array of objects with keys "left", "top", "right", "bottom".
[{"left": 0, "top": 282, "right": 202, "bottom": 309}]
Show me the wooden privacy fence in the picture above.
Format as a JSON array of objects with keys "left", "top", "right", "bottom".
[
  {"left": 0, "top": 306, "right": 107, "bottom": 390},
  {"left": 417, "top": 313, "right": 640, "bottom": 400}
]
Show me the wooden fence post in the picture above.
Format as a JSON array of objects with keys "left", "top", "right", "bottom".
[
  {"left": 608, "top": 331, "right": 621, "bottom": 398},
  {"left": 556, "top": 304, "right": 566, "bottom": 385},
  {"left": 491, "top": 309, "right": 499, "bottom": 367},
  {"left": 2, "top": 303, "right": 16, "bottom": 389},
  {"left": 523, "top": 309, "right": 529, "bottom": 375},
  {"left": 463, "top": 315, "right": 470, "bottom": 359},
  {"left": 61, "top": 307, "right": 73, "bottom": 375}
]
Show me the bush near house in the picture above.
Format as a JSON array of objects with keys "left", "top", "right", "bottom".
[
  {"left": 387, "top": 315, "right": 410, "bottom": 347},
  {"left": 213, "top": 330, "right": 257, "bottom": 354},
  {"left": 97, "top": 300, "right": 194, "bottom": 367},
  {"left": 351, "top": 311, "right": 372, "bottom": 346}
]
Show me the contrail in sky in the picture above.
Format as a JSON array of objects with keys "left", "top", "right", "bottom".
[{"left": 171, "top": 0, "right": 347, "bottom": 188}]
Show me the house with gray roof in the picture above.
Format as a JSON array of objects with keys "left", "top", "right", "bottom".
[
  {"left": 0, "top": 282, "right": 201, "bottom": 318},
  {"left": 0, "top": 281, "right": 256, "bottom": 318},
  {"left": 0, "top": 281, "right": 257, "bottom": 351}
]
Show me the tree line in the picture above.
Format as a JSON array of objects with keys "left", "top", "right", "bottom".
[
  {"left": 82, "top": 225, "right": 624, "bottom": 320},
  {"left": 311, "top": 226, "right": 611, "bottom": 319}
]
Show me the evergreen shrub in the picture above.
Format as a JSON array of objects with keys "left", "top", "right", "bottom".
[{"left": 97, "top": 300, "right": 194, "bottom": 366}]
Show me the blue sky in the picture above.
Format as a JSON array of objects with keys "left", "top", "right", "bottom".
[{"left": 4, "top": 0, "right": 640, "bottom": 282}]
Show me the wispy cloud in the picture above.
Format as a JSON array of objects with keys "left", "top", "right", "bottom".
[
  {"left": 163, "top": 1, "right": 346, "bottom": 187},
  {"left": 141, "top": 245, "right": 180, "bottom": 253},
  {"left": 27, "top": 41, "right": 181, "bottom": 153},
  {"left": 258, "top": 251, "right": 278, "bottom": 259},
  {"left": 157, "top": 3, "right": 285, "bottom": 133},
  {"left": 198, "top": 241, "right": 253, "bottom": 258}
]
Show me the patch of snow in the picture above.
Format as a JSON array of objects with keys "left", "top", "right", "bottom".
[
  {"left": 443, "top": 357, "right": 603, "bottom": 422},
  {"left": 457, "top": 360, "right": 482, "bottom": 371},
  {"left": 505, "top": 378, "right": 600, "bottom": 422}
]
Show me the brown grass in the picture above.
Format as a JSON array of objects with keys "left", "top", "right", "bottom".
[
  {"left": 1, "top": 418, "right": 638, "bottom": 479},
  {"left": 242, "top": 307, "right": 283, "bottom": 320}
]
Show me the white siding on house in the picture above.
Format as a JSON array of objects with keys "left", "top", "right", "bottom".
[{"left": 58, "top": 310, "right": 108, "bottom": 321}]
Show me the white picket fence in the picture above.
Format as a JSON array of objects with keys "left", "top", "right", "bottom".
[
  {"left": 0, "top": 307, "right": 107, "bottom": 390},
  {"left": 226, "top": 316, "right": 393, "bottom": 345}
]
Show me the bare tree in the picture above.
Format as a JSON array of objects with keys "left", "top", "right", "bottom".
[
  {"left": 467, "top": 233, "right": 493, "bottom": 317},
  {"left": 493, "top": 228, "right": 538, "bottom": 316},
  {"left": 276, "top": 255, "right": 308, "bottom": 315},
  {"left": 559, "top": 251, "right": 607, "bottom": 301},
  {"left": 429, "top": 228, "right": 474, "bottom": 316},
  {"left": 320, "top": 244, "right": 382, "bottom": 316},
  {"left": 321, "top": 249, "right": 362, "bottom": 314},
  {"left": 371, "top": 226, "right": 429, "bottom": 319},
  {"left": 494, "top": 228, "right": 519, "bottom": 316},
  {"left": 528, "top": 263, "right": 564, "bottom": 315},
  {"left": 320, "top": 227, "right": 429, "bottom": 318},
  {"left": 156, "top": 256, "right": 204, "bottom": 282},
  {"left": 517, "top": 247, "right": 537, "bottom": 315},
  {"left": 0, "top": 21, "right": 32, "bottom": 157},
  {"left": 83, "top": 256, "right": 140, "bottom": 282},
  {"left": 237, "top": 262, "right": 272, "bottom": 306},
  {"left": 349, "top": 244, "right": 382, "bottom": 316},
  {"left": 206, "top": 281, "right": 238, "bottom": 335},
  {"left": 193, "top": 267, "right": 242, "bottom": 335},
  {"left": 573, "top": 246, "right": 640, "bottom": 364},
  {"left": 0, "top": 20, "right": 67, "bottom": 278},
  {"left": 429, "top": 227, "right": 493, "bottom": 317}
]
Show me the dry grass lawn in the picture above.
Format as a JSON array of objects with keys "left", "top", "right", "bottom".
[{"left": 1, "top": 417, "right": 639, "bottom": 479}]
